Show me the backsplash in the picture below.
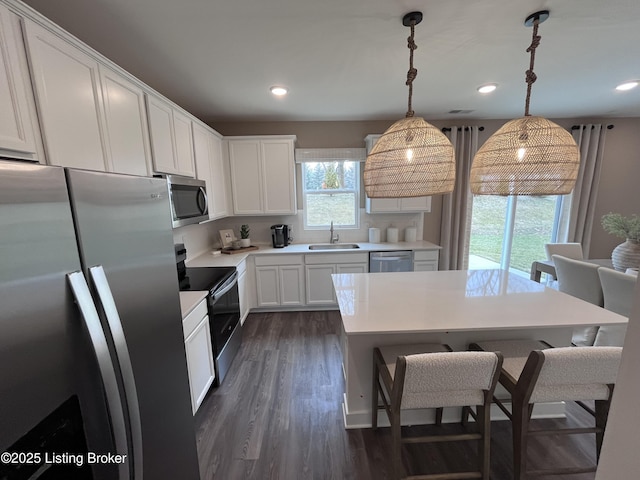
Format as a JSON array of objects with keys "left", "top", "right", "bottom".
[{"left": 174, "top": 210, "right": 425, "bottom": 260}]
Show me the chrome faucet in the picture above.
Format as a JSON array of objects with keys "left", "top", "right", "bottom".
[{"left": 329, "top": 221, "right": 339, "bottom": 244}]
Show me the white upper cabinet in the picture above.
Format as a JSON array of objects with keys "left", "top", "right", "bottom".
[
  {"left": 365, "top": 195, "right": 432, "bottom": 213},
  {"left": 209, "top": 134, "right": 229, "bottom": 219},
  {"left": 0, "top": 5, "right": 37, "bottom": 159},
  {"left": 146, "top": 93, "right": 195, "bottom": 177},
  {"left": 261, "top": 139, "right": 296, "bottom": 213},
  {"left": 99, "top": 65, "right": 151, "bottom": 176},
  {"left": 172, "top": 109, "right": 195, "bottom": 176},
  {"left": 192, "top": 122, "right": 228, "bottom": 220},
  {"left": 364, "top": 134, "right": 432, "bottom": 213},
  {"left": 23, "top": 18, "right": 108, "bottom": 171},
  {"left": 227, "top": 136, "right": 296, "bottom": 215}
]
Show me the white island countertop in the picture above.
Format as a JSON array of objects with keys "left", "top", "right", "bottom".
[
  {"left": 333, "top": 269, "right": 627, "bottom": 336},
  {"left": 333, "top": 268, "right": 628, "bottom": 428}
]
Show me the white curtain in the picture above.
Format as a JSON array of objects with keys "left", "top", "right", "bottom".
[
  {"left": 439, "top": 126, "right": 479, "bottom": 270},
  {"left": 557, "top": 124, "right": 607, "bottom": 255}
]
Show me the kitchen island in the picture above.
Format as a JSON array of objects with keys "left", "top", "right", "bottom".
[{"left": 332, "top": 269, "right": 627, "bottom": 428}]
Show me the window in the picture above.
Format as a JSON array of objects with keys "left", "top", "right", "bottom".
[
  {"left": 468, "top": 194, "right": 569, "bottom": 275},
  {"left": 301, "top": 161, "right": 359, "bottom": 229}
]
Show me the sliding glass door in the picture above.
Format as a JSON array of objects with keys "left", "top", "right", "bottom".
[{"left": 468, "top": 194, "right": 568, "bottom": 276}]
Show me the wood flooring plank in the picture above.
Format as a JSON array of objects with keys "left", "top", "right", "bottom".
[{"left": 195, "top": 311, "right": 601, "bottom": 480}]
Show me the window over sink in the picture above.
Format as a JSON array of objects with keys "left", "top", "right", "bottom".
[{"left": 296, "top": 148, "right": 364, "bottom": 230}]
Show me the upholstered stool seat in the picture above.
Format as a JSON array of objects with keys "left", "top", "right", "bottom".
[
  {"left": 372, "top": 343, "right": 502, "bottom": 480},
  {"left": 471, "top": 339, "right": 621, "bottom": 479}
]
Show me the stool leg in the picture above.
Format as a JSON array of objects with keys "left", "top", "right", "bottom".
[
  {"left": 371, "top": 358, "right": 379, "bottom": 429},
  {"left": 477, "top": 404, "right": 491, "bottom": 480},
  {"left": 435, "top": 407, "right": 443, "bottom": 426},
  {"left": 512, "top": 398, "right": 531, "bottom": 480},
  {"left": 595, "top": 399, "right": 611, "bottom": 461},
  {"left": 391, "top": 410, "right": 403, "bottom": 480}
]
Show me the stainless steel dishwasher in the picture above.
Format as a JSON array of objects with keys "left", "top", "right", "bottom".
[{"left": 369, "top": 251, "right": 413, "bottom": 272}]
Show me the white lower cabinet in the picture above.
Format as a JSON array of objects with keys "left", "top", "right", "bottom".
[
  {"left": 413, "top": 250, "right": 439, "bottom": 271},
  {"left": 182, "top": 298, "right": 214, "bottom": 414},
  {"left": 255, "top": 255, "right": 305, "bottom": 307},
  {"left": 305, "top": 264, "right": 336, "bottom": 305},
  {"left": 305, "top": 253, "right": 369, "bottom": 306}
]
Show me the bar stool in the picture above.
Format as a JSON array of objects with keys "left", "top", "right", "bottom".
[
  {"left": 552, "top": 254, "right": 604, "bottom": 346},
  {"left": 594, "top": 266, "right": 636, "bottom": 346},
  {"left": 372, "top": 343, "right": 503, "bottom": 480},
  {"left": 470, "top": 339, "right": 621, "bottom": 479}
]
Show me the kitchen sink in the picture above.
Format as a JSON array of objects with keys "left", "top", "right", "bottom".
[{"left": 308, "top": 243, "right": 360, "bottom": 250}]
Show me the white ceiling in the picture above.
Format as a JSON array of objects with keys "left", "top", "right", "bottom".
[{"left": 22, "top": 0, "right": 640, "bottom": 123}]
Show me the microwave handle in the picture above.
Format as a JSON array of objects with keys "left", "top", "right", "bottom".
[{"left": 197, "top": 186, "right": 208, "bottom": 215}]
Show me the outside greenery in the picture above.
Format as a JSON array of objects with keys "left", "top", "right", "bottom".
[
  {"left": 306, "top": 193, "right": 356, "bottom": 226},
  {"left": 469, "top": 195, "right": 558, "bottom": 273},
  {"left": 303, "top": 161, "right": 358, "bottom": 227}
]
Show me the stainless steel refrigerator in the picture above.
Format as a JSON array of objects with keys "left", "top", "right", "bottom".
[{"left": 0, "top": 161, "right": 200, "bottom": 479}]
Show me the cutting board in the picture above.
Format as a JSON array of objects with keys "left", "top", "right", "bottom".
[{"left": 221, "top": 245, "right": 259, "bottom": 255}]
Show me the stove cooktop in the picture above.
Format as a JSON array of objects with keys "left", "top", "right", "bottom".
[{"left": 180, "top": 266, "right": 236, "bottom": 292}]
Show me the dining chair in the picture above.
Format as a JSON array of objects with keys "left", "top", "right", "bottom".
[
  {"left": 372, "top": 343, "right": 502, "bottom": 480},
  {"left": 470, "top": 339, "right": 621, "bottom": 480},
  {"left": 593, "top": 267, "right": 636, "bottom": 346},
  {"left": 544, "top": 242, "right": 584, "bottom": 261},
  {"left": 552, "top": 254, "right": 604, "bottom": 346}
]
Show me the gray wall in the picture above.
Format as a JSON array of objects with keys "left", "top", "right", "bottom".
[{"left": 212, "top": 117, "right": 640, "bottom": 257}]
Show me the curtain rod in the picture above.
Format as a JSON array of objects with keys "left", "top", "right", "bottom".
[
  {"left": 571, "top": 124, "right": 615, "bottom": 130},
  {"left": 441, "top": 126, "right": 485, "bottom": 132}
]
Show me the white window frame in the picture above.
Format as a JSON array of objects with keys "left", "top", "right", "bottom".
[{"left": 301, "top": 160, "right": 360, "bottom": 230}]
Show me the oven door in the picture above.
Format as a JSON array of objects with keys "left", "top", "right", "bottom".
[{"left": 208, "top": 272, "right": 240, "bottom": 356}]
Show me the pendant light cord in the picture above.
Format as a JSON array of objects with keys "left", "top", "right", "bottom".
[
  {"left": 524, "top": 17, "right": 541, "bottom": 116},
  {"left": 405, "top": 21, "right": 417, "bottom": 118}
]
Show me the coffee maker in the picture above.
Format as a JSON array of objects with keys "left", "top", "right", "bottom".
[{"left": 271, "top": 224, "right": 289, "bottom": 248}]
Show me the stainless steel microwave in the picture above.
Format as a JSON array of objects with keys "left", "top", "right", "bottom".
[{"left": 162, "top": 175, "right": 208, "bottom": 227}]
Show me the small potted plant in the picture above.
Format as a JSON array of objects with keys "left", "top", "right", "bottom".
[
  {"left": 239, "top": 224, "right": 251, "bottom": 248},
  {"left": 601, "top": 213, "right": 640, "bottom": 271}
]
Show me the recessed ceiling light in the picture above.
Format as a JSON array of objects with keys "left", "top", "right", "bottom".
[
  {"left": 616, "top": 81, "right": 638, "bottom": 91},
  {"left": 477, "top": 83, "right": 498, "bottom": 94},
  {"left": 270, "top": 86, "right": 288, "bottom": 96}
]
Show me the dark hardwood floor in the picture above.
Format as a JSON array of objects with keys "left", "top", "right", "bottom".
[{"left": 194, "top": 311, "right": 600, "bottom": 479}]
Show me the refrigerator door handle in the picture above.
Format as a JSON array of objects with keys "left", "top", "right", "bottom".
[
  {"left": 67, "top": 271, "right": 129, "bottom": 480},
  {"left": 89, "top": 265, "right": 143, "bottom": 480}
]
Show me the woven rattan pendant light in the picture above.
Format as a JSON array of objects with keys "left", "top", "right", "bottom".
[
  {"left": 364, "top": 12, "right": 455, "bottom": 198},
  {"left": 470, "top": 10, "right": 580, "bottom": 196}
]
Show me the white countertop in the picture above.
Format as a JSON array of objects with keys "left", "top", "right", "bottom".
[
  {"left": 186, "top": 240, "right": 441, "bottom": 268},
  {"left": 332, "top": 269, "right": 627, "bottom": 335},
  {"left": 179, "top": 291, "right": 208, "bottom": 318}
]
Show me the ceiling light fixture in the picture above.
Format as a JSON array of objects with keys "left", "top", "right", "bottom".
[
  {"left": 364, "top": 11, "right": 455, "bottom": 198},
  {"left": 470, "top": 10, "right": 580, "bottom": 196},
  {"left": 478, "top": 83, "right": 498, "bottom": 94},
  {"left": 616, "top": 81, "right": 638, "bottom": 91},
  {"left": 270, "top": 86, "right": 288, "bottom": 96}
]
